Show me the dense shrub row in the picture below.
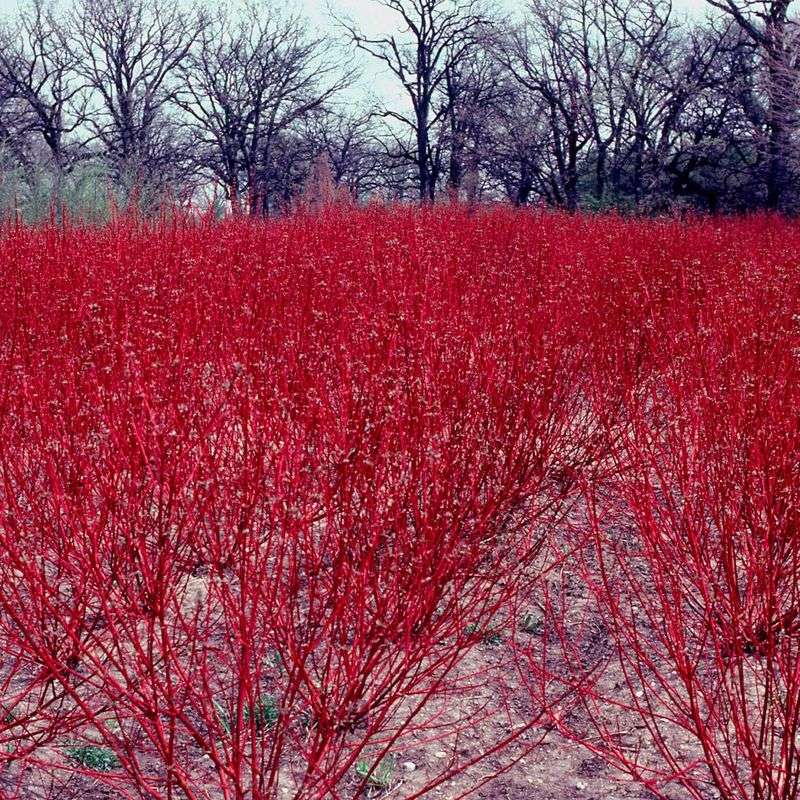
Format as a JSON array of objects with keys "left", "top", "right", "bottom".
[{"left": 0, "top": 205, "right": 797, "bottom": 799}]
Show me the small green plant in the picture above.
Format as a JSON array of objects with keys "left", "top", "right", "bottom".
[
  {"left": 355, "top": 754, "right": 395, "bottom": 790},
  {"left": 65, "top": 745, "right": 120, "bottom": 772},
  {"left": 213, "top": 699, "right": 232, "bottom": 735},
  {"left": 464, "top": 623, "right": 503, "bottom": 645},
  {"left": 245, "top": 693, "right": 279, "bottom": 731},
  {"left": 214, "top": 693, "right": 279, "bottom": 736},
  {"left": 269, "top": 649, "right": 284, "bottom": 671},
  {"left": 2, "top": 708, "right": 22, "bottom": 755},
  {"left": 520, "top": 612, "right": 544, "bottom": 635}
]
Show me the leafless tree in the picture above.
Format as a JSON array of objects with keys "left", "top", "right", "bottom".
[
  {"left": 0, "top": 0, "right": 793, "bottom": 215},
  {"left": 500, "top": 1, "right": 595, "bottom": 210},
  {"left": 705, "top": 0, "right": 800, "bottom": 209},
  {"left": 439, "top": 43, "right": 508, "bottom": 199},
  {"left": 303, "top": 110, "right": 389, "bottom": 197},
  {"left": 482, "top": 84, "right": 550, "bottom": 205},
  {"left": 496, "top": 0, "right": 749, "bottom": 211},
  {"left": 177, "top": 2, "right": 351, "bottom": 215},
  {"left": 340, "top": 0, "right": 492, "bottom": 202},
  {"left": 630, "top": 19, "right": 748, "bottom": 211},
  {"left": 604, "top": 0, "right": 723, "bottom": 209},
  {"left": 0, "top": 0, "right": 86, "bottom": 187},
  {"left": 66, "top": 0, "right": 207, "bottom": 194},
  {"left": 0, "top": 87, "right": 32, "bottom": 185}
]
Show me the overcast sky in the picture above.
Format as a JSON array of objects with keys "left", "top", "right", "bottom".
[
  {"left": 305, "top": 0, "right": 711, "bottom": 34},
  {"left": 0, "top": 0, "right": 715, "bottom": 26},
  {"left": 0, "top": 0, "right": 717, "bottom": 108},
  {"left": 304, "top": 0, "right": 715, "bottom": 107}
]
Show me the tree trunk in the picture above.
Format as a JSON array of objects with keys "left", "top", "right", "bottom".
[
  {"left": 595, "top": 145, "right": 607, "bottom": 203},
  {"left": 565, "top": 129, "right": 579, "bottom": 211},
  {"left": 515, "top": 175, "right": 533, "bottom": 206},
  {"left": 765, "top": 124, "right": 786, "bottom": 210}
]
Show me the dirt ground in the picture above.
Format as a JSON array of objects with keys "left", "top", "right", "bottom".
[
  {"left": 360, "top": 638, "right": 687, "bottom": 800},
  {"left": 2, "top": 519, "right": 717, "bottom": 800},
  {"left": 3, "top": 625, "right": 705, "bottom": 800}
]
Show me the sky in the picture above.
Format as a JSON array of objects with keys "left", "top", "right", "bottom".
[
  {"left": 0, "top": 0, "right": 716, "bottom": 26},
  {"left": 305, "top": 0, "right": 711, "bottom": 35},
  {"left": 302, "top": 0, "right": 715, "bottom": 108},
  {"left": 0, "top": 0, "right": 721, "bottom": 109}
]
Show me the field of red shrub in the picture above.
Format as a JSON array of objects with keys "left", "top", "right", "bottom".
[{"left": 0, "top": 205, "right": 797, "bottom": 800}]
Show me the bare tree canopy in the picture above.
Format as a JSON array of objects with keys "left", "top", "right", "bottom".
[
  {"left": 340, "top": 0, "right": 493, "bottom": 202},
  {"left": 0, "top": 0, "right": 798, "bottom": 215},
  {"left": 176, "top": 1, "right": 352, "bottom": 214},
  {"left": 0, "top": 0, "right": 87, "bottom": 177},
  {"left": 66, "top": 0, "right": 207, "bottom": 192},
  {"left": 703, "top": 0, "right": 800, "bottom": 209}
]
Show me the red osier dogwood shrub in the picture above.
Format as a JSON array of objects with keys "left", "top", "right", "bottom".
[
  {"left": 534, "top": 221, "right": 800, "bottom": 800},
  {"left": 0, "top": 205, "right": 798, "bottom": 800},
  {"left": 0, "top": 206, "right": 592, "bottom": 799}
]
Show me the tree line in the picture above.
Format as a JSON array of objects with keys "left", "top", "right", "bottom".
[{"left": 1, "top": 0, "right": 798, "bottom": 216}]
